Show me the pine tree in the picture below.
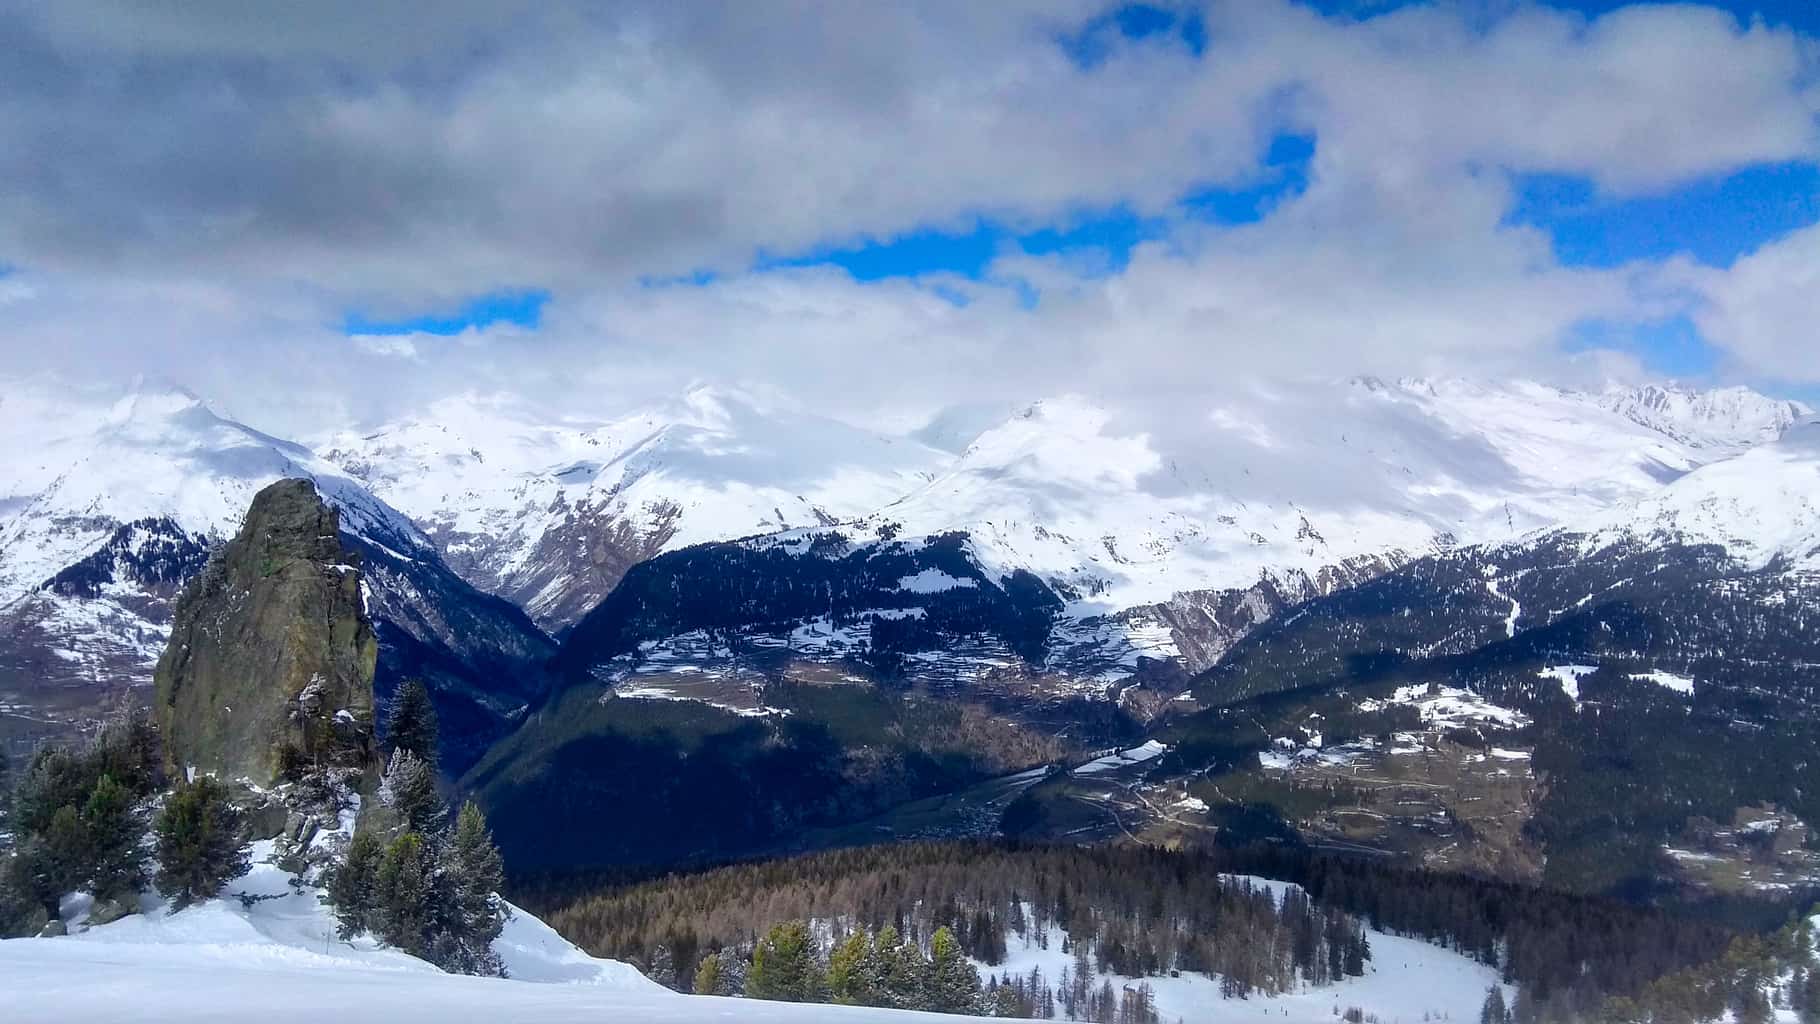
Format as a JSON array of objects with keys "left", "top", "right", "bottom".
[
  {"left": 1482, "top": 986, "right": 1512, "bottom": 1024},
  {"left": 439, "top": 801, "right": 506, "bottom": 954},
  {"left": 828, "top": 928, "right": 875, "bottom": 1005},
  {"left": 380, "top": 749, "right": 444, "bottom": 834},
  {"left": 82, "top": 774, "right": 145, "bottom": 902},
  {"left": 11, "top": 748, "right": 94, "bottom": 838},
  {"left": 927, "top": 925, "right": 982, "bottom": 1013},
  {"left": 385, "top": 680, "right": 439, "bottom": 769},
  {"left": 327, "top": 831, "right": 384, "bottom": 940},
  {"left": 646, "top": 943, "right": 677, "bottom": 989},
  {"left": 374, "top": 832, "right": 433, "bottom": 955},
  {"left": 694, "top": 952, "right": 726, "bottom": 995},
  {"left": 748, "top": 920, "right": 826, "bottom": 1003},
  {"left": 153, "top": 776, "right": 249, "bottom": 909}
]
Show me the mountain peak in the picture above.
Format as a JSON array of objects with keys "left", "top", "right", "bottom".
[{"left": 1599, "top": 381, "right": 1811, "bottom": 450}]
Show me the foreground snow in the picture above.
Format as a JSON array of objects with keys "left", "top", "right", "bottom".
[{"left": 0, "top": 851, "right": 988, "bottom": 1023}]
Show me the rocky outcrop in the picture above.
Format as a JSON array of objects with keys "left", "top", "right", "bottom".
[{"left": 153, "top": 479, "right": 381, "bottom": 787}]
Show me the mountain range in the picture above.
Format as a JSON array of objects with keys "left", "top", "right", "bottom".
[{"left": 3, "top": 372, "right": 1817, "bottom": 886}]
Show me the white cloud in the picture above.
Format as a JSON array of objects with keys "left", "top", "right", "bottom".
[
  {"left": 1691, "top": 222, "right": 1820, "bottom": 381},
  {"left": 0, "top": 1, "right": 1815, "bottom": 429}
]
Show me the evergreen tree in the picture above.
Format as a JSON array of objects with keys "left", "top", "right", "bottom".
[
  {"left": 828, "top": 929, "right": 875, "bottom": 1005},
  {"left": 374, "top": 832, "right": 434, "bottom": 955},
  {"left": 694, "top": 952, "right": 726, "bottom": 995},
  {"left": 927, "top": 925, "right": 982, "bottom": 1013},
  {"left": 385, "top": 680, "right": 439, "bottom": 769},
  {"left": 153, "top": 777, "right": 249, "bottom": 909},
  {"left": 90, "top": 704, "right": 162, "bottom": 797},
  {"left": 1802, "top": 969, "right": 1820, "bottom": 1024},
  {"left": 0, "top": 847, "right": 51, "bottom": 937},
  {"left": 11, "top": 748, "right": 94, "bottom": 838},
  {"left": 442, "top": 802, "right": 504, "bottom": 937},
  {"left": 646, "top": 943, "right": 677, "bottom": 989},
  {"left": 82, "top": 774, "right": 145, "bottom": 901},
  {"left": 327, "top": 831, "right": 384, "bottom": 940},
  {"left": 748, "top": 920, "right": 826, "bottom": 1003},
  {"left": 1482, "top": 986, "right": 1512, "bottom": 1024},
  {"left": 380, "top": 749, "right": 444, "bottom": 834},
  {"left": 41, "top": 805, "right": 92, "bottom": 898}
]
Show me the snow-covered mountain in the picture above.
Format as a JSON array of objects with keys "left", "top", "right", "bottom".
[
  {"left": 0, "top": 378, "right": 551, "bottom": 760},
  {"left": 1572, "top": 419, "right": 1820, "bottom": 572},
  {"left": 3, "top": 373, "right": 1813, "bottom": 746},
  {"left": 1597, "top": 383, "right": 1811, "bottom": 452},
  {"left": 312, "top": 387, "right": 947, "bottom": 631},
  {"left": 319, "top": 377, "right": 1806, "bottom": 637}
]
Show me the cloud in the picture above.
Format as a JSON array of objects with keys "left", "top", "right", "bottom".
[
  {"left": 1690, "top": 221, "right": 1820, "bottom": 381},
  {"left": 0, "top": 1, "right": 1816, "bottom": 430}
]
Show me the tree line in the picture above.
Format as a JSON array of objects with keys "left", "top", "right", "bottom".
[
  {"left": 548, "top": 840, "right": 1374, "bottom": 1017},
  {"left": 0, "top": 705, "right": 247, "bottom": 936}
]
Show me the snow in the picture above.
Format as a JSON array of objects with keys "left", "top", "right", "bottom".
[
  {"left": 977, "top": 892, "right": 1512, "bottom": 1024},
  {"left": 1358, "top": 684, "right": 1529, "bottom": 730},
  {"left": 895, "top": 568, "right": 978, "bottom": 593},
  {"left": 1073, "top": 740, "right": 1168, "bottom": 776},
  {"left": 0, "top": 819, "right": 999, "bottom": 1023},
  {"left": 1571, "top": 420, "right": 1820, "bottom": 574},
  {"left": 1538, "top": 664, "right": 1597, "bottom": 705},
  {"left": 1484, "top": 573, "right": 1520, "bottom": 638},
  {"left": 1631, "top": 670, "right": 1697, "bottom": 695}
]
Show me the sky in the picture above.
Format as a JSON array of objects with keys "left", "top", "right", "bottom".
[{"left": 0, "top": 0, "right": 1816, "bottom": 434}]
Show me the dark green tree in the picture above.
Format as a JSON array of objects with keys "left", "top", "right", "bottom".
[
  {"left": 694, "top": 952, "right": 726, "bottom": 995},
  {"left": 374, "top": 832, "right": 433, "bottom": 955},
  {"left": 747, "top": 920, "right": 826, "bottom": 1003},
  {"left": 927, "top": 925, "right": 982, "bottom": 1013},
  {"left": 384, "top": 680, "right": 439, "bottom": 770},
  {"left": 1482, "top": 985, "right": 1513, "bottom": 1024},
  {"left": 429, "top": 802, "right": 507, "bottom": 977},
  {"left": 153, "top": 776, "right": 249, "bottom": 909},
  {"left": 326, "top": 831, "right": 384, "bottom": 940},
  {"left": 380, "top": 750, "right": 444, "bottom": 834},
  {"left": 828, "top": 929, "right": 875, "bottom": 1005},
  {"left": 82, "top": 774, "right": 146, "bottom": 902},
  {"left": 11, "top": 748, "right": 95, "bottom": 838}
]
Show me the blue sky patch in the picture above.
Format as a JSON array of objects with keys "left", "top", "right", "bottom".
[
  {"left": 759, "top": 131, "right": 1318, "bottom": 284},
  {"left": 343, "top": 289, "right": 549, "bottom": 336},
  {"left": 1059, "top": 4, "right": 1207, "bottom": 68},
  {"left": 1507, "top": 162, "right": 1820, "bottom": 269},
  {"left": 1566, "top": 315, "right": 1721, "bottom": 378},
  {"left": 1300, "top": 0, "right": 1820, "bottom": 33}
]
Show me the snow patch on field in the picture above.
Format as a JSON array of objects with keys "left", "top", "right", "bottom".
[
  {"left": 1073, "top": 740, "right": 1168, "bottom": 776},
  {"left": 978, "top": 891, "right": 1512, "bottom": 1024},
  {"left": 1538, "top": 664, "right": 1597, "bottom": 706},
  {"left": 1631, "top": 670, "right": 1696, "bottom": 695},
  {"left": 895, "top": 568, "right": 978, "bottom": 593},
  {"left": 1358, "top": 684, "right": 1529, "bottom": 730}
]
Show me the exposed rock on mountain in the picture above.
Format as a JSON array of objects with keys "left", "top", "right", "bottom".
[
  {"left": 153, "top": 479, "right": 380, "bottom": 786},
  {"left": 0, "top": 379, "right": 552, "bottom": 771}
]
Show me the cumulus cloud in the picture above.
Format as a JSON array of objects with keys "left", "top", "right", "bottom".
[
  {"left": 0, "top": 0, "right": 1816, "bottom": 433},
  {"left": 1690, "top": 222, "right": 1820, "bottom": 381}
]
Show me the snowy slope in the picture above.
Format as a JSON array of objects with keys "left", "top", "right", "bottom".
[
  {"left": 0, "top": 835, "right": 982, "bottom": 1024},
  {"left": 314, "top": 387, "right": 947, "bottom": 629},
  {"left": 1571, "top": 419, "right": 1820, "bottom": 572},
  {"left": 0, "top": 378, "right": 551, "bottom": 757},
  {"left": 977, "top": 882, "right": 1511, "bottom": 1024},
  {"left": 858, "top": 378, "right": 1765, "bottom": 618},
  {"left": 0, "top": 378, "right": 426, "bottom": 607},
  {"left": 1598, "top": 383, "right": 1811, "bottom": 452}
]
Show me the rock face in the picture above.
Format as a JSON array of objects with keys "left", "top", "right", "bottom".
[{"left": 153, "top": 479, "right": 380, "bottom": 786}]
